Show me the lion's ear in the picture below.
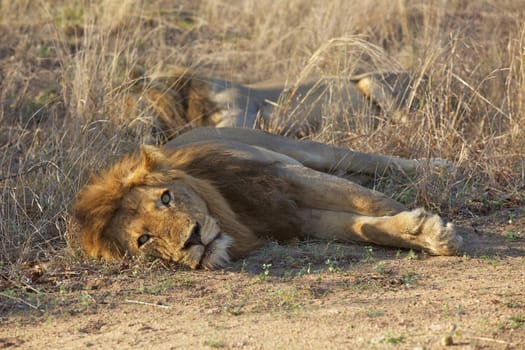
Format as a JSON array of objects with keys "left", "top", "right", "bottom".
[{"left": 140, "top": 145, "right": 166, "bottom": 171}]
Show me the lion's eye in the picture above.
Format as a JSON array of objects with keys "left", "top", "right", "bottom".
[
  {"left": 138, "top": 234, "right": 150, "bottom": 247},
  {"left": 160, "top": 190, "right": 171, "bottom": 206}
]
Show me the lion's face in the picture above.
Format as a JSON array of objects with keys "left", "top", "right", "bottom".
[
  {"left": 72, "top": 146, "right": 238, "bottom": 270},
  {"left": 72, "top": 146, "right": 261, "bottom": 269},
  {"left": 107, "top": 180, "right": 233, "bottom": 269}
]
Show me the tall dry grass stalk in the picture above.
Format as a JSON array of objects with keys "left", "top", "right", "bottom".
[{"left": 0, "top": 0, "right": 523, "bottom": 269}]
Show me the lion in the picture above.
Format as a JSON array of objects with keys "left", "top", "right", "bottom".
[
  {"left": 125, "top": 67, "right": 426, "bottom": 143},
  {"left": 73, "top": 127, "right": 462, "bottom": 269}
]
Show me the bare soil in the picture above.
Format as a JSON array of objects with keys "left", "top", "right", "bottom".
[{"left": 2, "top": 206, "right": 524, "bottom": 349}]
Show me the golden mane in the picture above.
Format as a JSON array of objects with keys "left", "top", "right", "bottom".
[
  {"left": 72, "top": 147, "right": 167, "bottom": 260},
  {"left": 128, "top": 68, "right": 220, "bottom": 142},
  {"left": 73, "top": 145, "right": 260, "bottom": 262}
]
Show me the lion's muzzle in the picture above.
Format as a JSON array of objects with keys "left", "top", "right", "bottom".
[{"left": 182, "top": 222, "right": 202, "bottom": 248}]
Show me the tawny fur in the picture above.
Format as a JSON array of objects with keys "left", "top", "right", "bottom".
[
  {"left": 73, "top": 128, "right": 462, "bottom": 269},
  {"left": 124, "top": 67, "right": 424, "bottom": 143}
]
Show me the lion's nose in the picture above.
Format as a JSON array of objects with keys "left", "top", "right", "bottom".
[{"left": 183, "top": 222, "right": 202, "bottom": 248}]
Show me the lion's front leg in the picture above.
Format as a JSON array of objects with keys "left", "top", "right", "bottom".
[{"left": 300, "top": 208, "right": 462, "bottom": 255}]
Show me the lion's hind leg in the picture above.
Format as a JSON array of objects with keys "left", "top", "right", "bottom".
[{"left": 300, "top": 208, "right": 462, "bottom": 255}]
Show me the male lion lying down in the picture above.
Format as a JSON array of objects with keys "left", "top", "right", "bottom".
[
  {"left": 73, "top": 128, "right": 462, "bottom": 269},
  {"left": 127, "top": 68, "right": 425, "bottom": 143}
]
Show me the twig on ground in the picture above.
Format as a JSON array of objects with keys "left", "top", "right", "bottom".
[
  {"left": 0, "top": 291, "right": 42, "bottom": 312},
  {"left": 124, "top": 299, "right": 170, "bottom": 309},
  {"left": 465, "top": 335, "right": 514, "bottom": 346}
]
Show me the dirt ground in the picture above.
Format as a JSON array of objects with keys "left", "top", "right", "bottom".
[{"left": 1, "top": 206, "right": 524, "bottom": 350}]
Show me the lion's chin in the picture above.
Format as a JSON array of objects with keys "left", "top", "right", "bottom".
[{"left": 198, "top": 233, "right": 233, "bottom": 270}]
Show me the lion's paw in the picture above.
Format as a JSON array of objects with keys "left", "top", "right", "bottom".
[
  {"left": 419, "top": 211, "right": 463, "bottom": 255},
  {"left": 394, "top": 208, "right": 427, "bottom": 235},
  {"left": 417, "top": 158, "right": 456, "bottom": 175},
  {"left": 394, "top": 208, "right": 463, "bottom": 255}
]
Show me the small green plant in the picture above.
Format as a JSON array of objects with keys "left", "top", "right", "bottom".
[
  {"left": 271, "top": 288, "right": 301, "bottom": 311},
  {"left": 296, "top": 262, "right": 312, "bottom": 276},
  {"left": 367, "top": 309, "right": 383, "bottom": 317},
  {"left": 479, "top": 254, "right": 501, "bottom": 266},
  {"left": 373, "top": 261, "right": 388, "bottom": 275},
  {"left": 79, "top": 292, "right": 94, "bottom": 307},
  {"left": 504, "top": 230, "right": 522, "bottom": 241},
  {"left": 57, "top": 281, "right": 68, "bottom": 295},
  {"left": 38, "top": 45, "right": 51, "bottom": 57},
  {"left": 405, "top": 249, "right": 418, "bottom": 260},
  {"left": 361, "top": 246, "right": 375, "bottom": 263},
  {"left": 507, "top": 315, "right": 525, "bottom": 329},
  {"left": 325, "top": 258, "right": 340, "bottom": 272},
  {"left": 226, "top": 299, "right": 246, "bottom": 316},
  {"left": 262, "top": 263, "right": 272, "bottom": 275},
  {"left": 401, "top": 271, "right": 419, "bottom": 287},
  {"left": 481, "top": 194, "right": 505, "bottom": 210},
  {"left": 205, "top": 339, "right": 225, "bottom": 348},
  {"left": 174, "top": 276, "right": 195, "bottom": 286},
  {"left": 485, "top": 229, "right": 497, "bottom": 237},
  {"left": 257, "top": 263, "right": 272, "bottom": 281},
  {"left": 383, "top": 334, "right": 405, "bottom": 344},
  {"left": 505, "top": 300, "right": 522, "bottom": 309},
  {"left": 142, "top": 281, "right": 173, "bottom": 295}
]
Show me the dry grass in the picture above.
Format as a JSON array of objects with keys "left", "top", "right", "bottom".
[{"left": 0, "top": 0, "right": 524, "bottom": 271}]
